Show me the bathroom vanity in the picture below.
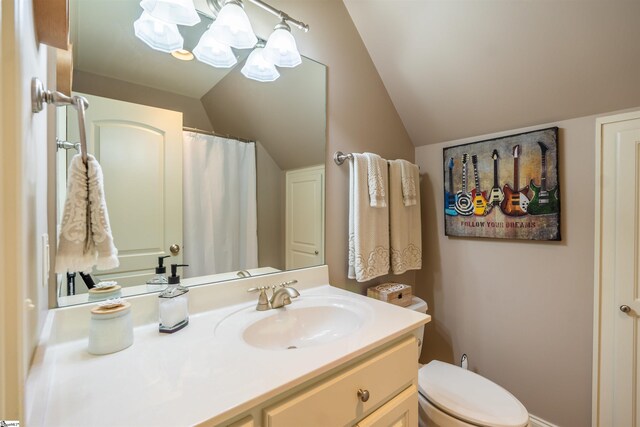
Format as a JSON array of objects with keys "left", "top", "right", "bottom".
[{"left": 26, "top": 266, "right": 430, "bottom": 426}]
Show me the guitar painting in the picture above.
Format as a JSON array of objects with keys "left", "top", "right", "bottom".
[
  {"left": 443, "top": 126, "right": 560, "bottom": 241},
  {"left": 500, "top": 144, "right": 530, "bottom": 217},
  {"left": 454, "top": 154, "right": 474, "bottom": 216},
  {"left": 471, "top": 154, "right": 489, "bottom": 216},
  {"left": 527, "top": 141, "right": 559, "bottom": 215},
  {"left": 487, "top": 150, "right": 504, "bottom": 206},
  {"left": 444, "top": 158, "right": 458, "bottom": 216}
]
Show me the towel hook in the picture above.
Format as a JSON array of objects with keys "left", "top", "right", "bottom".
[{"left": 31, "top": 77, "right": 90, "bottom": 164}]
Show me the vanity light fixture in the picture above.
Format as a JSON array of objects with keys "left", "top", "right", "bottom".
[
  {"left": 134, "top": 11, "right": 184, "bottom": 53},
  {"left": 171, "top": 49, "right": 195, "bottom": 61},
  {"left": 193, "top": 29, "right": 238, "bottom": 67},
  {"left": 241, "top": 45, "right": 280, "bottom": 82},
  {"left": 208, "top": 0, "right": 258, "bottom": 49},
  {"left": 134, "top": 0, "right": 308, "bottom": 82},
  {"left": 140, "top": 0, "right": 201, "bottom": 26},
  {"left": 263, "top": 21, "right": 301, "bottom": 68}
]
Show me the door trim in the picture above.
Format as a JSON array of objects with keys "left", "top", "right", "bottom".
[{"left": 592, "top": 110, "right": 640, "bottom": 427}]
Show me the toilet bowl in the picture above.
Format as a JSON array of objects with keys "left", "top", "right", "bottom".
[{"left": 407, "top": 297, "right": 530, "bottom": 427}]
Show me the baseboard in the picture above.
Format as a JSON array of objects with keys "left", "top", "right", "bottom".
[{"left": 529, "top": 414, "right": 559, "bottom": 427}]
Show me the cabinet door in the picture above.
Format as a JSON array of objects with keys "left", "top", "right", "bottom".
[
  {"left": 227, "top": 416, "right": 254, "bottom": 427},
  {"left": 355, "top": 385, "right": 418, "bottom": 427}
]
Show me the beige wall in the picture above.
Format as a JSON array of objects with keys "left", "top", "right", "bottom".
[
  {"left": 1, "top": 0, "right": 51, "bottom": 419},
  {"left": 73, "top": 70, "right": 213, "bottom": 130},
  {"left": 253, "top": 0, "right": 416, "bottom": 292},
  {"left": 413, "top": 111, "right": 631, "bottom": 426},
  {"left": 256, "top": 142, "right": 285, "bottom": 270},
  {"left": 201, "top": 57, "right": 325, "bottom": 171}
]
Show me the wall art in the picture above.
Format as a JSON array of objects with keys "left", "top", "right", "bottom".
[{"left": 443, "top": 126, "right": 560, "bottom": 240}]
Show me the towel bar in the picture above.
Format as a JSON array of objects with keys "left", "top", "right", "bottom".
[{"left": 334, "top": 151, "right": 353, "bottom": 165}]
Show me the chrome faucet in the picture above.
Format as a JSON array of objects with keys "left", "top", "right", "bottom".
[
  {"left": 270, "top": 285, "right": 301, "bottom": 309},
  {"left": 247, "top": 280, "right": 299, "bottom": 311}
]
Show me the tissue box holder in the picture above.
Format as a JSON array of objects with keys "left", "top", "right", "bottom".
[{"left": 367, "top": 283, "right": 412, "bottom": 307}]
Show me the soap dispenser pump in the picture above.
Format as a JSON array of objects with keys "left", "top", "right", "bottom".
[
  {"left": 159, "top": 264, "right": 189, "bottom": 333},
  {"left": 146, "top": 255, "right": 171, "bottom": 290}
]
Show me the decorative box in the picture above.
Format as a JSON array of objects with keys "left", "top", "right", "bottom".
[{"left": 367, "top": 283, "right": 413, "bottom": 307}]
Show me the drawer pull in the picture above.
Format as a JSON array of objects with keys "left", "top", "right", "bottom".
[{"left": 357, "top": 388, "right": 370, "bottom": 402}]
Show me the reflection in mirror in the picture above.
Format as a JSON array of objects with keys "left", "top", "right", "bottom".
[{"left": 56, "top": 0, "right": 326, "bottom": 307}]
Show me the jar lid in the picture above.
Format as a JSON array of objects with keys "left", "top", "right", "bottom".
[
  {"left": 91, "top": 300, "right": 131, "bottom": 315},
  {"left": 88, "top": 284, "right": 122, "bottom": 294}
]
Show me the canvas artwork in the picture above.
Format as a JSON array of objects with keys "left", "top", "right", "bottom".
[{"left": 443, "top": 127, "right": 560, "bottom": 240}]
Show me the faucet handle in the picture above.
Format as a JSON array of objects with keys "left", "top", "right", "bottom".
[
  {"left": 247, "top": 286, "right": 270, "bottom": 311},
  {"left": 277, "top": 280, "right": 298, "bottom": 288}
]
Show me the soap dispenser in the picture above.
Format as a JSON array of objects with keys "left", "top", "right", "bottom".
[
  {"left": 159, "top": 264, "right": 189, "bottom": 333},
  {"left": 146, "top": 255, "right": 171, "bottom": 291}
]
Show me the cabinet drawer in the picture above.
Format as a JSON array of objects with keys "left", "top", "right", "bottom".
[{"left": 264, "top": 336, "right": 417, "bottom": 427}]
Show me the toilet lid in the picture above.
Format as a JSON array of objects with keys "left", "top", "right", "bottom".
[{"left": 418, "top": 361, "right": 529, "bottom": 427}]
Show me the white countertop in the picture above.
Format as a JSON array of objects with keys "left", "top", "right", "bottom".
[{"left": 27, "top": 267, "right": 430, "bottom": 427}]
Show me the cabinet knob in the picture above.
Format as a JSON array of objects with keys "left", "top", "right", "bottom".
[
  {"left": 357, "top": 388, "right": 370, "bottom": 402},
  {"left": 620, "top": 305, "right": 631, "bottom": 313},
  {"left": 170, "top": 244, "right": 180, "bottom": 255},
  {"left": 314, "top": 250, "right": 319, "bottom": 255}
]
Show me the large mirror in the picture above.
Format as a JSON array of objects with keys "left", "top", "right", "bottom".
[{"left": 56, "top": 0, "right": 326, "bottom": 306}]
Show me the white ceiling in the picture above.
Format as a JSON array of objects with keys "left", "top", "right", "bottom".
[{"left": 343, "top": 0, "right": 640, "bottom": 145}]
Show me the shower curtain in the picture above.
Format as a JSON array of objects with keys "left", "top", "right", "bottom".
[{"left": 182, "top": 131, "right": 258, "bottom": 277}]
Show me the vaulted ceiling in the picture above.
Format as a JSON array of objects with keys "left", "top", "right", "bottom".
[{"left": 343, "top": 0, "right": 640, "bottom": 145}]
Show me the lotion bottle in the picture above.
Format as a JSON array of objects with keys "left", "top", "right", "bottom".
[{"left": 159, "top": 264, "right": 189, "bottom": 333}]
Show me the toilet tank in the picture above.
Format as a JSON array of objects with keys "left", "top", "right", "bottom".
[{"left": 406, "top": 296, "right": 428, "bottom": 358}]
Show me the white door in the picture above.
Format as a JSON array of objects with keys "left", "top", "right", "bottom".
[
  {"left": 594, "top": 111, "right": 640, "bottom": 426},
  {"left": 66, "top": 94, "right": 183, "bottom": 287},
  {"left": 285, "top": 165, "right": 325, "bottom": 269}
]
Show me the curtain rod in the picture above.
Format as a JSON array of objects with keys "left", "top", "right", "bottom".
[{"left": 183, "top": 127, "right": 255, "bottom": 144}]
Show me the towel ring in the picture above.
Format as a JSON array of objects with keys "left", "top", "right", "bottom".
[{"left": 32, "top": 77, "right": 90, "bottom": 164}]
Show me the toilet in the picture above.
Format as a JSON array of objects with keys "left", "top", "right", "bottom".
[{"left": 407, "top": 297, "right": 530, "bottom": 427}]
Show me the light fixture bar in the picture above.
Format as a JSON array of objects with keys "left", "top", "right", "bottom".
[
  {"left": 205, "top": 0, "right": 308, "bottom": 33},
  {"left": 245, "top": 0, "right": 309, "bottom": 32}
]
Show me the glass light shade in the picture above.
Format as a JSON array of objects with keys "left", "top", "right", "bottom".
[
  {"left": 210, "top": 2, "right": 258, "bottom": 49},
  {"left": 134, "top": 11, "right": 184, "bottom": 53},
  {"left": 140, "top": 0, "right": 200, "bottom": 26},
  {"left": 193, "top": 30, "right": 237, "bottom": 68},
  {"left": 263, "top": 27, "right": 301, "bottom": 68},
  {"left": 241, "top": 48, "right": 280, "bottom": 82}
]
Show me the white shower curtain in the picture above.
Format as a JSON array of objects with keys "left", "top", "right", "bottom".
[{"left": 182, "top": 131, "right": 258, "bottom": 277}]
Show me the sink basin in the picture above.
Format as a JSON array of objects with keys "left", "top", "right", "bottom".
[{"left": 215, "top": 295, "right": 374, "bottom": 351}]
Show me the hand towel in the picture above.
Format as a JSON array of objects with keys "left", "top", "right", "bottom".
[
  {"left": 55, "top": 154, "right": 119, "bottom": 274},
  {"left": 400, "top": 160, "right": 417, "bottom": 206},
  {"left": 389, "top": 160, "right": 422, "bottom": 274},
  {"left": 348, "top": 153, "right": 390, "bottom": 282},
  {"left": 364, "top": 152, "right": 387, "bottom": 208}
]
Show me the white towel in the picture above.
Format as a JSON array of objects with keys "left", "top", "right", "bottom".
[
  {"left": 400, "top": 160, "right": 417, "bottom": 206},
  {"left": 364, "top": 152, "right": 387, "bottom": 208},
  {"left": 389, "top": 160, "right": 422, "bottom": 275},
  {"left": 348, "top": 153, "right": 390, "bottom": 282},
  {"left": 55, "top": 154, "right": 119, "bottom": 274}
]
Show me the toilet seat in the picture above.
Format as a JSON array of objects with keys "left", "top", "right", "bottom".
[{"left": 418, "top": 361, "right": 529, "bottom": 427}]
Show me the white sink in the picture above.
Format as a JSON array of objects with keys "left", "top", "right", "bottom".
[{"left": 214, "top": 294, "right": 374, "bottom": 351}]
